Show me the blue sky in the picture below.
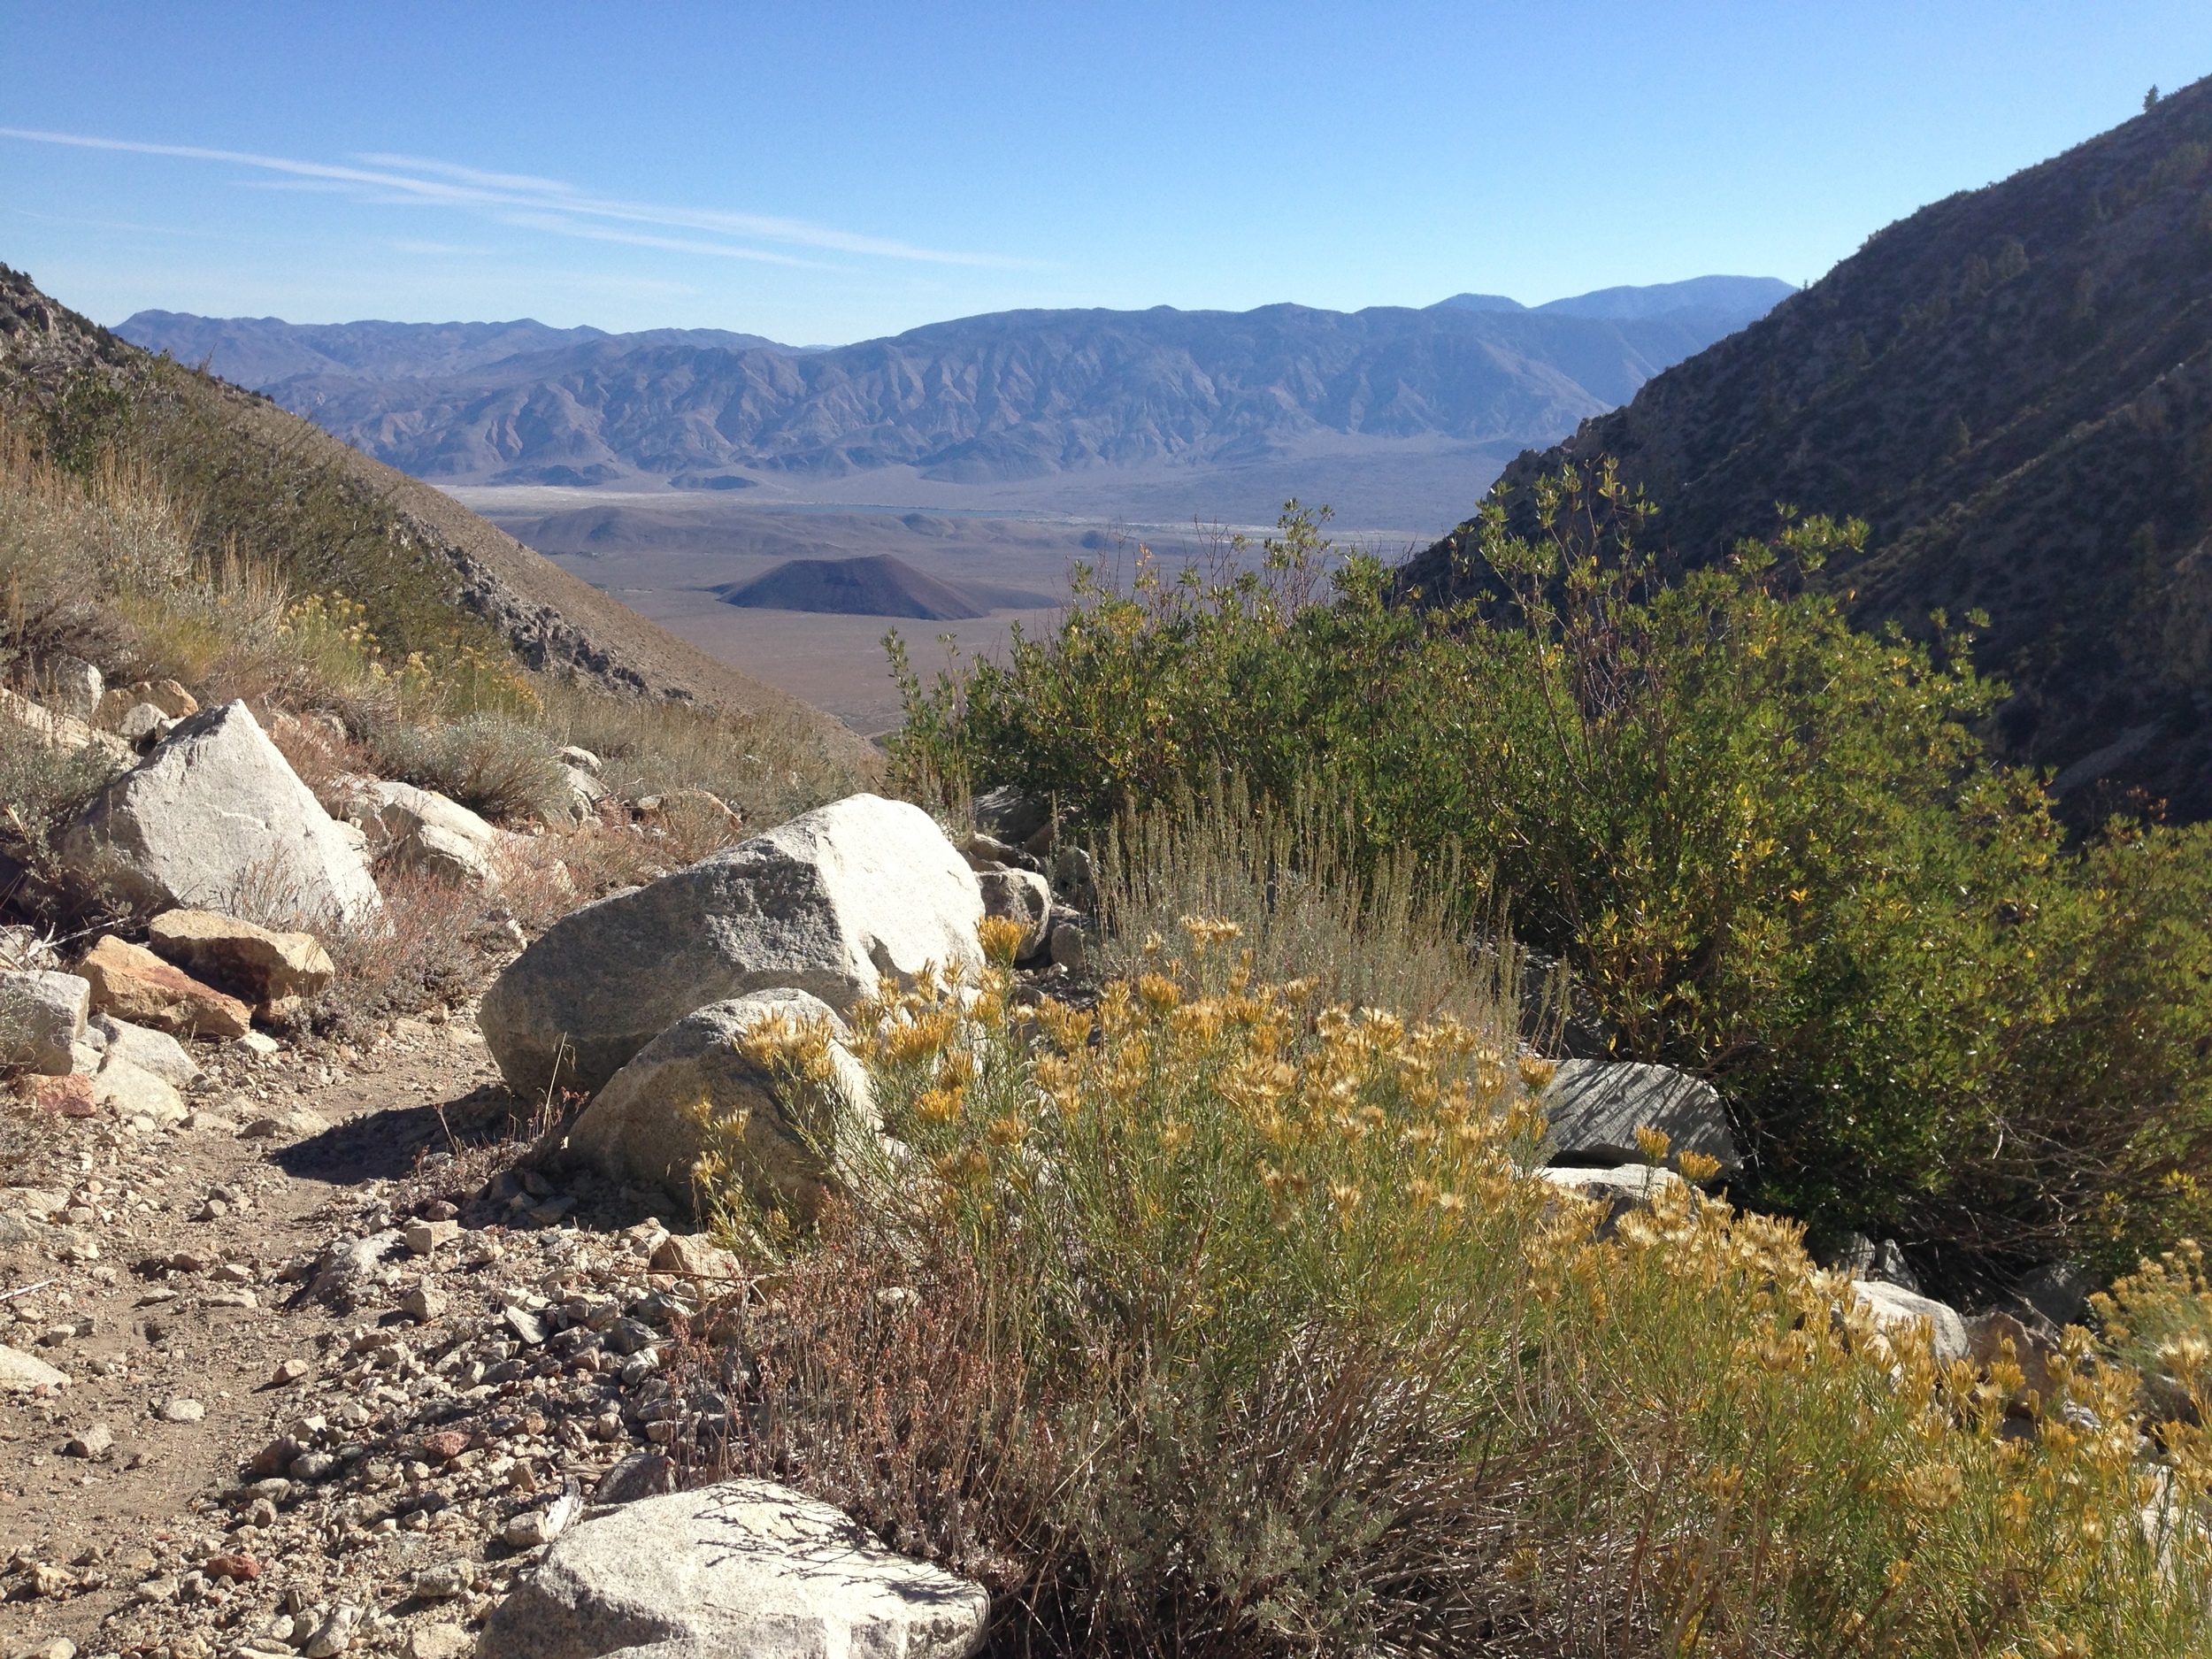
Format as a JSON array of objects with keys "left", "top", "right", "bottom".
[{"left": 5, "top": 3, "right": 2208, "bottom": 345}]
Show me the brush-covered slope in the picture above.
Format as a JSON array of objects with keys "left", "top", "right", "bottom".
[
  {"left": 1400, "top": 80, "right": 2212, "bottom": 818},
  {"left": 1, "top": 265, "right": 874, "bottom": 767}
]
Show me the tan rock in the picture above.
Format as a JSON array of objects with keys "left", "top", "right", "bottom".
[
  {"left": 145, "top": 909, "right": 334, "bottom": 1018},
  {"left": 96, "top": 680, "right": 197, "bottom": 725},
  {"left": 649, "top": 1232, "right": 742, "bottom": 1282},
  {"left": 0, "top": 687, "right": 132, "bottom": 766},
  {"left": 78, "top": 936, "right": 251, "bottom": 1040}
]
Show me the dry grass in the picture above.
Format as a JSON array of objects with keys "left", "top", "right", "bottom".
[{"left": 1098, "top": 774, "right": 1527, "bottom": 1027}]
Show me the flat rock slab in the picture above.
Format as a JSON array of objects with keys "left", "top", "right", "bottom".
[
  {"left": 1542, "top": 1059, "right": 1740, "bottom": 1172},
  {"left": 147, "top": 908, "right": 336, "bottom": 1016},
  {"left": 79, "top": 935, "right": 251, "bottom": 1041},
  {"left": 480, "top": 1478, "right": 987, "bottom": 1659},
  {"left": 481, "top": 794, "right": 982, "bottom": 1097}
]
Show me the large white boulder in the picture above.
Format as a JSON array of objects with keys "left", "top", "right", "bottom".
[
  {"left": 479, "top": 1478, "right": 987, "bottom": 1659},
  {"left": 61, "top": 702, "right": 380, "bottom": 926},
  {"left": 1541, "top": 1059, "right": 1740, "bottom": 1173},
  {"left": 0, "top": 971, "right": 89, "bottom": 1076},
  {"left": 481, "top": 794, "right": 982, "bottom": 1097},
  {"left": 565, "top": 989, "right": 874, "bottom": 1218}
]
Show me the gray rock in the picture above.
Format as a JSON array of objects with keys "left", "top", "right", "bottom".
[
  {"left": 479, "top": 1478, "right": 987, "bottom": 1659},
  {"left": 93, "top": 1057, "right": 186, "bottom": 1125},
  {"left": 1850, "top": 1279, "right": 1970, "bottom": 1365},
  {"left": 2014, "top": 1261, "right": 2096, "bottom": 1331},
  {"left": 91, "top": 1016, "right": 201, "bottom": 1088},
  {"left": 45, "top": 656, "right": 104, "bottom": 722},
  {"left": 0, "top": 1345, "right": 67, "bottom": 1393},
  {"left": 972, "top": 785, "right": 1046, "bottom": 846},
  {"left": 557, "top": 746, "right": 603, "bottom": 775},
  {"left": 61, "top": 702, "right": 381, "bottom": 926},
  {"left": 977, "top": 868, "right": 1051, "bottom": 958},
  {"left": 481, "top": 794, "right": 983, "bottom": 1097},
  {"left": 565, "top": 989, "right": 874, "bottom": 1219},
  {"left": 0, "top": 970, "right": 89, "bottom": 1076},
  {"left": 1540, "top": 1059, "right": 1740, "bottom": 1172},
  {"left": 594, "top": 1451, "right": 672, "bottom": 1505}
]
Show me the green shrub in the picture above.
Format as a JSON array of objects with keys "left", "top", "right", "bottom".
[
  {"left": 892, "top": 465, "right": 2212, "bottom": 1273},
  {"left": 692, "top": 932, "right": 2212, "bottom": 1655},
  {"left": 369, "top": 714, "right": 570, "bottom": 824}
]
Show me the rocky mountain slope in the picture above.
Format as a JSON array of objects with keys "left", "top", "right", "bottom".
[
  {"left": 3, "top": 266, "right": 873, "bottom": 768},
  {"left": 1400, "top": 79, "right": 2212, "bottom": 819},
  {"left": 114, "top": 314, "right": 801, "bottom": 388},
  {"left": 114, "top": 284, "right": 1790, "bottom": 490}
]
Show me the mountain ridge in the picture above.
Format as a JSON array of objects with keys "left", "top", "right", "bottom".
[
  {"left": 1397, "top": 75, "right": 2212, "bottom": 818},
  {"left": 114, "top": 280, "right": 1790, "bottom": 492}
]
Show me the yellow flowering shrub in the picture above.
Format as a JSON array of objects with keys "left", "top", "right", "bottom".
[{"left": 697, "top": 923, "right": 2212, "bottom": 1655}]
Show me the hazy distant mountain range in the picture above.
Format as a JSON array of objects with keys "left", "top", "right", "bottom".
[{"left": 115, "top": 279, "right": 1793, "bottom": 492}]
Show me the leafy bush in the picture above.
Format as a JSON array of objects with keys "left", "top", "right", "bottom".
[
  {"left": 891, "top": 466, "right": 2212, "bottom": 1275},
  {"left": 690, "top": 928, "right": 2212, "bottom": 1655}
]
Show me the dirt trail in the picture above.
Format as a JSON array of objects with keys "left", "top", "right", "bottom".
[{"left": 0, "top": 1005, "right": 579, "bottom": 1659}]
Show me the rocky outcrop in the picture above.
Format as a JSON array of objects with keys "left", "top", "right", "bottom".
[
  {"left": 146, "top": 910, "right": 336, "bottom": 1020},
  {"left": 481, "top": 795, "right": 982, "bottom": 1097},
  {"left": 61, "top": 702, "right": 380, "bottom": 926},
  {"left": 1540, "top": 1059, "right": 1740, "bottom": 1173},
  {"left": 0, "top": 971, "right": 89, "bottom": 1077},
  {"left": 479, "top": 1479, "right": 987, "bottom": 1659},
  {"left": 563, "top": 989, "right": 874, "bottom": 1218},
  {"left": 77, "top": 936, "right": 251, "bottom": 1041}
]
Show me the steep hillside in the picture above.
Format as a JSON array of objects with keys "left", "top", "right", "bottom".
[
  {"left": 1, "top": 265, "right": 872, "bottom": 765},
  {"left": 115, "top": 288, "right": 1788, "bottom": 489},
  {"left": 1400, "top": 79, "right": 2212, "bottom": 819}
]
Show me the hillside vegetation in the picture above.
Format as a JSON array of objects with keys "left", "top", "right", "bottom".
[
  {"left": 0, "top": 265, "right": 875, "bottom": 956},
  {"left": 893, "top": 473, "right": 2212, "bottom": 1286},
  {"left": 1401, "top": 75, "right": 2212, "bottom": 820}
]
